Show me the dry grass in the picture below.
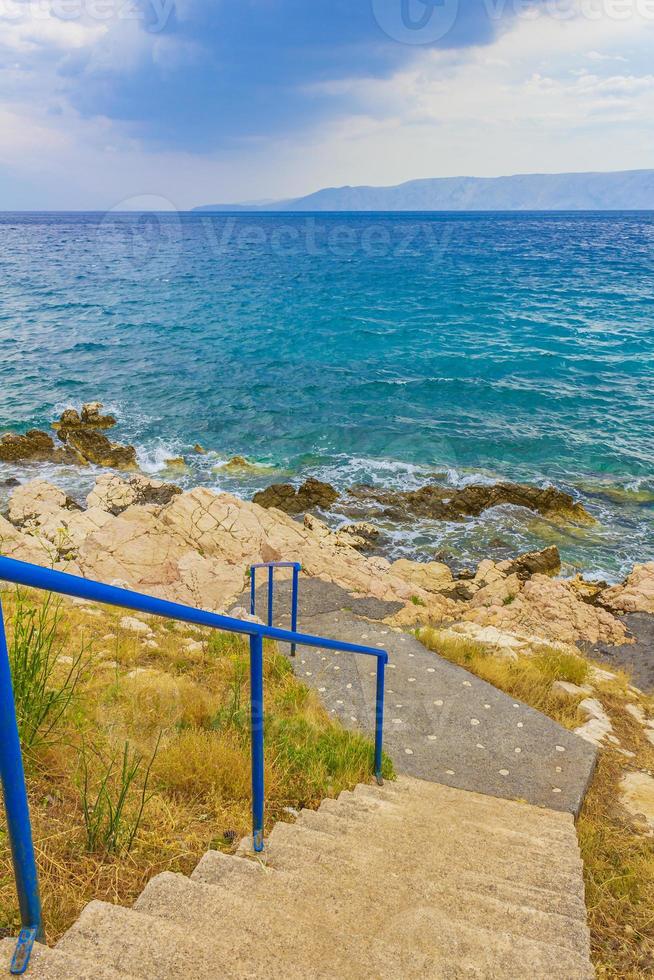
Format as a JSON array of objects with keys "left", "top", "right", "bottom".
[
  {"left": 0, "top": 587, "right": 391, "bottom": 942},
  {"left": 418, "top": 627, "right": 589, "bottom": 728},
  {"left": 419, "top": 625, "right": 654, "bottom": 978}
]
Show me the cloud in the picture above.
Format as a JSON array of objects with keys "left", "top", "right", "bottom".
[
  {"left": 0, "top": 0, "right": 521, "bottom": 153},
  {"left": 0, "top": 0, "right": 653, "bottom": 207}
]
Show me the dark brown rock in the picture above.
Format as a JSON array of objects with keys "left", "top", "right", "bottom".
[
  {"left": 335, "top": 522, "right": 381, "bottom": 552},
  {"left": 440, "top": 583, "right": 476, "bottom": 602},
  {"left": 568, "top": 574, "right": 610, "bottom": 606},
  {"left": 54, "top": 402, "right": 116, "bottom": 435},
  {"left": 0, "top": 429, "right": 79, "bottom": 464},
  {"left": 133, "top": 479, "right": 182, "bottom": 509},
  {"left": 80, "top": 402, "right": 116, "bottom": 428},
  {"left": 64, "top": 429, "right": 137, "bottom": 471},
  {"left": 57, "top": 408, "right": 82, "bottom": 429},
  {"left": 345, "top": 481, "right": 594, "bottom": 524},
  {"left": 253, "top": 478, "right": 339, "bottom": 515},
  {"left": 503, "top": 546, "right": 561, "bottom": 581}
]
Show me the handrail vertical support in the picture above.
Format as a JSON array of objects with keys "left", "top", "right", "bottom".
[
  {"left": 250, "top": 566, "right": 256, "bottom": 617},
  {"left": 374, "top": 656, "right": 386, "bottom": 786},
  {"left": 0, "top": 598, "right": 44, "bottom": 973},
  {"left": 290, "top": 565, "right": 299, "bottom": 658},
  {"left": 267, "top": 566, "right": 274, "bottom": 628},
  {"left": 249, "top": 633, "right": 265, "bottom": 852}
]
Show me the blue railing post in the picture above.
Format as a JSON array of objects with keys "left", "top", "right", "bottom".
[
  {"left": 249, "top": 633, "right": 265, "bottom": 853},
  {"left": 374, "top": 656, "right": 386, "bottom": 786},
  {"left": 267, "top": 566, "right": 274, "bottom": 628},
  {"left": 250, "top": 566, "right": 256, "bottom": 617},
  {"left": 0, "top": 597, "right": 44, "bottom": 974},
  {"left": 0, "top": 556, "right": 386, "bottom": 882},
  {"left": 290, "top": 564, "right": 299, "bottom": 658}
]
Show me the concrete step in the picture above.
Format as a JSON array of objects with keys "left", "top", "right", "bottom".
[
  {"left": 135, "top": 855, "right": 589, "bottom": 961},
  {"left": 264, "top": 817, "right": 585, "bottom": 897},
  {"left": 55, "top": 897, "right": 486, "bottom": 978},
  {"left": 25, "top": 775, "right": 592, "bottom": 979},
  {"left": 133, "top": 873, "right": 593, "bottom": 979},
  {"left": 287, "top": 811, "right": 587, "bottom": 919},
  {"left": 306, "top": 796, "right": 582, "bottom": 863},
  {"left": 181, "top": 823, "right": 587, "bottom": 926},
  {"left": 0, "top": 936, "right": 139, "bottom": 979},
  {"left": 354, "top": 778, "right": 579, "bottom": 841},
  {"left": 190, "top": 848, "right": 266, "bottom": 887}
]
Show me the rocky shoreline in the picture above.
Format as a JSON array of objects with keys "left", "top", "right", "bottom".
[
  {"left": 0, "top": 402, "right": 138, "bottom": 470},
  {"left": 1, "top": 467, "right": 652, "bottom": 639},
  {"left": 1, "top": 403, "right": 652, "bottom": 665},
  {"left": 253, "top": 476, "right": 595, "bottom": 525}
]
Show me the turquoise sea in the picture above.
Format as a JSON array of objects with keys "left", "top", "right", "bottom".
[{"left": 1, "top": 211, "right": 653, "bottom": 580}]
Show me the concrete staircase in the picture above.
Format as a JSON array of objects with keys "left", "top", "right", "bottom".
[{"left": 1, "top": 775, "right": 594, "bottom": 978}]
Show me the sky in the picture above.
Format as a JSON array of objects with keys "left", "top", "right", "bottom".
[{"left": 0, "top": 0, "right": 653, "bottom": 209}]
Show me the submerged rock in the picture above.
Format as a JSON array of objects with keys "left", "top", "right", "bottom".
[
  {"left": 10, "top": 402, "right": 138, "bottom": 471},
  {"left": 53, "top": 402, "right": 117, "bottom": 433},
  {"left": 253, "top": 478, "right": 339, "bottom": 514},
  {"left": 0, "top": 429, "right": 79, "bottom": 465},
  {"left": 345, "top": 481, "right": 594, "bottom": 524},
  {"left": 81, "top": 402, "right": 116, "bottom": 428},
  {"left": 217, "top": 456, "right": 269, "bottom": 474},
  {"left": 164, "top": 457, "right": 187, "bottom": 470},
  {"left": 64, "top": 428, "right": 137, "bottom": 471}
]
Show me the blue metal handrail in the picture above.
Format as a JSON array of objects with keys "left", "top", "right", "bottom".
[
  {"left": 0, "top": 555, "right": 387, "bottom": 974},
  {"left": 250, "top": 561, "right": 301, "bottom": 656}
]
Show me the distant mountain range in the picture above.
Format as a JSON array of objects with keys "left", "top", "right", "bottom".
[{"left": 194, "top": 170, "right": 654, "bottom": 212}]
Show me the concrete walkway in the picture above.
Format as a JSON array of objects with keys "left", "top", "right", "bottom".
[{"left": 246, "top": 577, "right": 597, "bottom": 816}]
